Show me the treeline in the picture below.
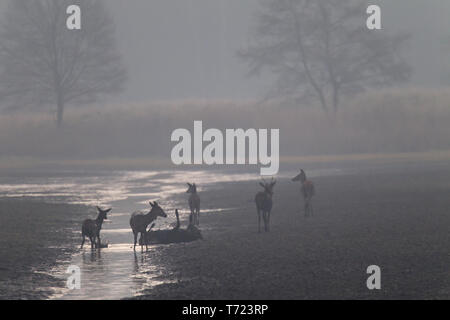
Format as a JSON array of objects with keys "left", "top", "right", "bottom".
[{"left": 1, "top": 88, "right": 449, "bottom": 167}]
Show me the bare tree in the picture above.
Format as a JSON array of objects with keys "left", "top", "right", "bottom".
[
  {"left": 0, "top": 0, "right": 126, "bottom": 126},
  {"left": 240, "top": 0, "right": 411, "bottom": 113}
]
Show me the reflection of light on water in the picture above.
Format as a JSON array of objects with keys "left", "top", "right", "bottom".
[
  {"left": 2, "top": 168, "right": 346, "bottom": 300},
  {"left": 101, "top": 229, "right": 131, "bottom": 235},
  {"left": 0, "top": 170, "right": 264, "bottom": 206},
  {"left": 108, "top": 212, "right": 131, "bottom": 218},
  {"left": 0, "top": 169, "right": 344, "bottom": 207},
  {"left": 100, "top": 243, "right": 133, "bottom": 252},
  {"left": 126, "top": 192, "right": 160, "bottom": 198},
  {"left": 50, "top": 244, "right": 178, "bottom": 300},
  {"left": 198, "top": 207, "right": 237, "bottom": 214}
]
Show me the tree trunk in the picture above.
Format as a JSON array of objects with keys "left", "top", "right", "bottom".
[
  {"left": 56, "top": 94, "right": 64, "bottom": 128},
  {"left": 318, "top": 93, "right": 328, "bottom": 113},
  {"left": 332, "top": 84, "right": 339, "bottom": 116}
]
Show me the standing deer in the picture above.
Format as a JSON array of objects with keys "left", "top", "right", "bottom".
[
  {"left": 81, "top": 207, "right": 111, "bottom": 249},
  {"left": 187, "top": 183, "right": 200, "bottom": 226},
  {"left": 130, "top": 201, "right": 167, "bottom": 251},
  {"left": 255, "top": 178, "right": 276, "bottom": 233},
  {"left": 292, "top": 169, "right": 315, "bottom": 217}
]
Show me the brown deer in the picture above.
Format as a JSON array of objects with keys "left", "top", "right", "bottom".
[
  {"left": 187, "top": 183, "right": 200, "bottom": 226},
  {"left": 130, "top": 201, "right": 167, "bottom": 251},
  {"left": 81, "top": 207, "right": 111, "bottom": 249},
  {"left": 255, "top": 178, "right": 276, "bottom": 233},
  {"left": 292, "top": 169, "right": 315, "bottom": 217}
]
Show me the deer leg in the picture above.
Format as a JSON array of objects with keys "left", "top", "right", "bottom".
[
  {"left": 308, "top": 199, "right": 312, "bottom": 217},
  {"left": 267, "top": 211, "right": 271, "bottom": 232},
  {"left": 262, "top": 212, "right": 266, "bottom": 232},
  {"left": 133, "top": 232, "right": 138, "bottom": 251},
  {"left": 97, "top": 235, "right": 101, "bottom": 249},
  {"left": 144, "top": 232, "right": 149, "bottom": 251},
  {"left": 81, "top": 234, "right": 85, "bottom": 249},
  {"left": 264, "top": 212, "right": 268, "bottom": 232},
  {"left": 196, "top": 208, "right": 200, "bottom": 226},
  {"left": 257, "top": 209, "right": 261, "bottom": 233}
]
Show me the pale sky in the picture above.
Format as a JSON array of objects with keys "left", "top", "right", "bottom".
[
  {"left": 107, "top": 0, "right": 450, "bottom": 103},
  {"left": 1, "top": 0, "right": 450, "bottom": 103}
]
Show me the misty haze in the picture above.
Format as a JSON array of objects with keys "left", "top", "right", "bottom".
[{"left": 0, "top": 0, "right": 449, "bottom": 301}]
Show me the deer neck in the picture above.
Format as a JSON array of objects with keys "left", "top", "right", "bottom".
[
  {"left": 145, "top": 210, "right": 158, "bottom": 224},
  {"left": 95, "top": 215, "right": 106, "bottom": 228}
]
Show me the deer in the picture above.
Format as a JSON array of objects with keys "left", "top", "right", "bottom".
[
  {"left": 130, "top": 201, "right": 167, "bottom": 251},
  {"left": 140, "top": 209, "right": 203, "bottom": 245},
  {"left": 187, "top": 183, "right": 200, "bottom": 226},
  {"left": 81, "top": 206, "right": 111, "bottom": 249},
  {"left": 292, "top": 169, "right": 315, "bottom": 217},
  {"left": 255, "top": 178, "right": 276, "bottom": 233}
]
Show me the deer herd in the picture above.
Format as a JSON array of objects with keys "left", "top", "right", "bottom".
[{"left": 81, "top": 170, "right": 315, "bottom": 251}]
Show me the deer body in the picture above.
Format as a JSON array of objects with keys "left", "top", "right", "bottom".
[
  {"left": 187, "top": 183, "right": 200, "bottom": 226},
  {"left": 130, "top": 201, "right": 167, "bottom": 251},
  {"left": 255, "top": 179, "right": 276, "bottom": 233},
  {"left": 81, "top": 207, "right": 111, "bottom": 249},
  {"left": 292, "top": 170, "right": 315, "bottom": 217},
  {"left": 140, "top": 209, "right": 203, "bottom": 245}
]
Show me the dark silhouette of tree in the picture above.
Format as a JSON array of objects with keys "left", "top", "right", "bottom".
[
  {"left": 0, "top": 0, "right": 126, "bottom": 126},
  {"left": 240, "top": 0, "right": 411, "bottom": 113}
]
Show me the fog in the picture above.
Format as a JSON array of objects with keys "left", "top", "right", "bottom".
[
  {"left": 0, "top": 0, "right": 449, "bottom": 102},
  {"left": 107, "top": 0, "right": 450, "bottom": 102},
  {"left": 0, "top": 0, "right": 450, "bottom": 168},
  {"left": 2, "top": 1, "right": 450, "bottom": 303}
]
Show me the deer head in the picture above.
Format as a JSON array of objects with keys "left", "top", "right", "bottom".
[
  {"left": 149, "top": 201, "right": 167, "bottom": 218},
  {"left": 259, "top": 178, "right": 276, "bottom": 196},
  {"left": 292, "top": 169, "right": 307, "bottom": 183},
  {"left": 186, "top": 183, "right": 197, "bottom": 194},
  {"left": 96, "top": 206, "right": 112, "bottom": 220}
]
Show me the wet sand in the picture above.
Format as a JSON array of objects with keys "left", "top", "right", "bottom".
[
  {"left": 132, "top": 165, "right": 450, "bottom": 300},
  {"left": 0, "top": 200, "right": 86, "bottom": 299},
  {"left": 1, "top": 163, "right": 449, "bottom": 300}
]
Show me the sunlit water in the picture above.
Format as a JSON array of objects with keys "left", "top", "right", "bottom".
[{"left": 0, "top": 168, "right": 342, "bottom": 300}]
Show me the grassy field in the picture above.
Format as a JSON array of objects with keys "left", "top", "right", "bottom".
[{"left": 1, "top": 88, "right": 450, "bottom": 170}]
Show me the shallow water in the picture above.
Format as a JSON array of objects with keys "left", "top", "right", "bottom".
[{"left": 0, "top": 168, "right": 343, "bottom": 300}]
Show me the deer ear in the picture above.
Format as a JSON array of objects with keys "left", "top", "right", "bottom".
[
  {"left": 271, "top": 181, "right": 276, "bottom": 187},
  {"left": 259, "top": 182, "right": 265, "bottom": 188},
  {"left": 154, "top": 201, "right": 158, "bottom": 206},
  {"left": 105, "top": 208, "right": 112, "bottom": 213},
  {"left": 149, "top": 201, "right": 155, "bottom": 207},
  {"left": 96, "top": 206, "right": 102, "bottom": 212}
]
